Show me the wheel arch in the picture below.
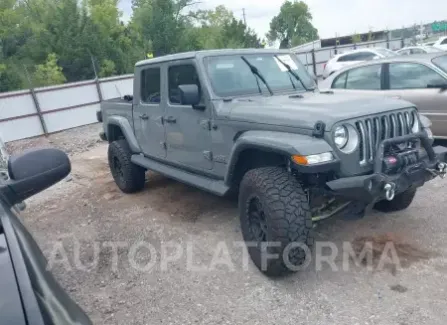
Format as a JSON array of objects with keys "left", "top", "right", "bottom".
[
  {"left": 224, "top": 130, "right": 333, "bottom": 189},
  {"left": 106, "top": 116, "right": 141, "bottom": 153}
]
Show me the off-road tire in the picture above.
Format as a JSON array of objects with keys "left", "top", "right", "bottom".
[
  {"left": 238, "top": 167, "right": 314, "bottom": 277},
  {"left": 374, "top": 188, "right": 417, "bottom": 212},
  {"left": 108, "top": 139, "right": 146, "bottom": 193}
]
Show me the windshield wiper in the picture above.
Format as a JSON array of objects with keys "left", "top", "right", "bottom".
[
  {"left": 274, "top": 55, "right": 309, "bottom": 91},
  {"left": 240, "top": 56, "right": 273, "bottom": 95}
]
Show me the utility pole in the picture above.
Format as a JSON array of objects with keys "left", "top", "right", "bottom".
[{"left": 242, "top": 8, "right": 247, "bottom": 25}]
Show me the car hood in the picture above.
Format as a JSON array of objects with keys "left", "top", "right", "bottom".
[{"left": 225, "top": 92, "right": 414, "bottom": 130}]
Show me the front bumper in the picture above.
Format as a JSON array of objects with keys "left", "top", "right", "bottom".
[{"left": 326, "top": 132, "right": 447, "bottom": 203}]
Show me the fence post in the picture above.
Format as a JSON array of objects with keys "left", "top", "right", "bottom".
[
  {"left": 311, "top": 49, "right": 317, "bottom": 76},
  {"left": 24, "top": 66, "right": 48, "bottom": 136},
  {"left": 401, "top": 38, "right": 405, "bottom": 48},
  {"left": 89, "top": 52, "right": 103, "bottom": 102},
  {"left": 386, "top": 31, "right": 390, "bottom": 49}
]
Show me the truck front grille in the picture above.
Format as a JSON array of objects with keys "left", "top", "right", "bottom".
[{"left": 355, "top": 110, "right": 418, "bottom": 165}]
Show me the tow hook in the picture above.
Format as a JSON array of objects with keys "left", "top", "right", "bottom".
[
  {"left": 437, "top": 162, "right": 447, "bottom": 179},
  {"left": 384, "top": 182, "right": 396, "bottom": 201}
]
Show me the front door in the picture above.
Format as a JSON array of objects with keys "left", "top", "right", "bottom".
[
  {"left": 385, "top": 62, "right": 447, "bottom": 137},
  {"left": 133, "top": 64, "right": 166, "bottom": 158},
  {"left": 164, "top": 61, "right": 212, "bottom": 170}
]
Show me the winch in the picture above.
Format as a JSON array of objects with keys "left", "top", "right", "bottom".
[{"left": 382, "top": 149, "right": 420, "bottom": 174}]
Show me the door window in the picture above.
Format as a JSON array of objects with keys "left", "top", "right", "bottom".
[
  {"left": 332, "top": 72, "right": 348, "bottom": 88},
  {"left": 140, "top": 67, "right": 161, "bottom": 103},
  {"left": 441, "top": 38, "right": 447, "bottom": 45},
  {"left": 389, "top": 63, "right": 446, "bottom": 89},
  {"left": 411, "top": 48, "right": 424, "bottom": 54},
  {"left": 168, "top": 64, "right": 201, "bottom": 105},
  {"left": 338, "top": 52, "right": 375, "bottom": 62},
  {"left": 345, "top": 64, "right": 382, "bottom": 90}
]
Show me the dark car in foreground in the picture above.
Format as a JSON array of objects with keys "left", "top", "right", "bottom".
[
  {"left": 319, "top": 53, "right": 447, "bottom": 138},
  {"left": 0, "top": 140, "right": 91, "bottom": 325}
]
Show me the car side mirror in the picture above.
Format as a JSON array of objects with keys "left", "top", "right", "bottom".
[
  {"left": 427, "top": 83, "right": 447, "bottom": 92},
  {"left": 0, "top": 148, "right": 71, "bottom": 206},
  {"left": 178, "top": 84, "right": 201, "bottom": 107}
]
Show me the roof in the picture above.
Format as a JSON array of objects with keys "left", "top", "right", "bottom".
[
  {"left": 365, "top": 51, "right": 447, "bottom": 64},
  {"left": 135, "top": 48, "right": 293, "bottom": 66}
]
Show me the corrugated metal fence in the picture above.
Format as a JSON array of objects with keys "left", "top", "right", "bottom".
[{"left": 0, "top": 75, "right": 133, "bottom": 142}]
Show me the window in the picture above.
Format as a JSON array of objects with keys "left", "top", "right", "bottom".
[
  {"left": 389, "top": 63, "right": 446, "bottom": 89},
  {"left": 432, "top": 54, "right": 447, "bottom": 73},
  {"left": 168, "top": 64, "right": 201, "bottom": 105},
  {"left": 140, "top": 67, "right": 161, "bottom": 103},
  {"left": 411, "top": 48, "right": 424, "bottom": 54},
  {"left": 345, "top": 64, "right": 382, "bottom": 90},
  {"left": 441, "top": 38, "right": 447, "bottom": 45},
  {"left": 204, "top": 54, "right": 314, "bottom": 97},
  {"left": 332, "top": 72, "right": 347, "bottom": 88},
  {"left": 338, "top": 52, "right": 375, "bottom": 62},
  {"left": 398, "top": 49, "right": 411, "bottom": 56}
]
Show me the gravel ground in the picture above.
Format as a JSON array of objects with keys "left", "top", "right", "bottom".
[{"left": 8, "top": 127, "right": 447, "bottom": 325}]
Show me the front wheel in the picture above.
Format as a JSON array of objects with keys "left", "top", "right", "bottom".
[
  {"left": 108, "top": 139, "right": 146, "bottom": 193},
  {"left": 238, "top": 167, "right": 314, "bottom": 277},
  {"left": 374, "top": 188, "right": 417, "bottom": 212}
]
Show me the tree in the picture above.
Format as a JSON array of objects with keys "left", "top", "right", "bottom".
[
  {"left": 267, "top": 0, "right": 318, "bottom": 49},
  {"left": 351, "top": 33, "right": 362, "bottom": 44},
  {"left": 32, "top": 53, "right": 66, "bottom": 87}
]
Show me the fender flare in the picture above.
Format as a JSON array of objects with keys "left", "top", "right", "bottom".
[
  {"left": 107, "top": 116, "right": 142, "bottom": 153},
  {"left": 224, "top": 130, "right": 334, "bottom": 186}
]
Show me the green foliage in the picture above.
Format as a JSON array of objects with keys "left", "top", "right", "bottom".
[
  {"left": 351, "top": 33, "right": 362, "bottom": 43},
  {"left": 267, "top": 0, "right": 318, "bottom": 48},
  {"left": 99, "top": 59, "right": 117, "bottom": 78},
  {"left": 0, "top": 0, "right": 306, "bottom": 92},
  {"left": 32, "top": 53, "right": 66, "bottom": 87}
]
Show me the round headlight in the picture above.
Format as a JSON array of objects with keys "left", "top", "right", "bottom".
[{"left": 334, "top": 126, "right": 348, "bottom": 149}]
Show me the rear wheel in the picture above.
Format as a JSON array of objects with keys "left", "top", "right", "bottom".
[
  {"left": 374, "top": 188, "right": 417, "bottom": 212},
  {"left": 108, "top": 140, "right": 146, "bottom": 193},
  {"left": 238, "top": 167, "right": 314, "bottom": 277}
]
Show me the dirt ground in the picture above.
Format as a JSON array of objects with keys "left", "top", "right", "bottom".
[{"left": 10, "top": 124, "right": 447, "bottom": 325}]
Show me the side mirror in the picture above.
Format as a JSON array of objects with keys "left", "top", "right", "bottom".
[
  {"left": 178, "top": 84, "right": 200, "bottom": 107},
  {"left": 0, "top": 148, "right": 71, "bottom": 205},
  {"left": 427, "top": 83, "right": 447, "bottom": 92}
]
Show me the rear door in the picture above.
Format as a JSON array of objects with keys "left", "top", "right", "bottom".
[
  {"left": 330, "top": 63, "right": 386, "bottom": 97},
  {"left": 384, "top": 62, "right": 447, "bottom": 137},
  {"left": 133, "top": 64, "right": 167, "bottom": 158}
]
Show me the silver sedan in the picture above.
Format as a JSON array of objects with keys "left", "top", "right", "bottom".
[{"left": 319, "top": 53, "right": 447, "bottom": 138}]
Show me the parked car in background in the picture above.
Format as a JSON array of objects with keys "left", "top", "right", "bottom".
[
  {"left": 319, "top": 53, "right": 447, "bottom": 138},
  {"left": 322, "top": 48, "right": 397, "bottom": 79},
  {"left": 422, "top": 41, "right": 436, "bottom": 47},
  {"left": 0, "top": 141, "right": 92, "bottom": 325},
  {"left": 433, "top": 36, "right": 447, "bottom": 51},
  {"left": 397, "top": 46, "right": 443, "bottom": 55}
]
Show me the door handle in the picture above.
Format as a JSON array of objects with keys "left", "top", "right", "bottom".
[
  {"left": 139, "top": 114, "right": 149, "bottom": 120},
  {"left": 164, "top": 116, "right": 177, "bottom": 124}
]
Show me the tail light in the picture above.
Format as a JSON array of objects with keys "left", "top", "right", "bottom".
[{"left": 323, "top": 62, "right": 327, "bottom": 70}]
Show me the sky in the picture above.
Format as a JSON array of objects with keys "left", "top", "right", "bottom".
[{"left": 119, "top": 0, "right": 447, "bottom": 40}]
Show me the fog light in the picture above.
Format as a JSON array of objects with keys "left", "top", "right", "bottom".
[{"left": 291, "top": 152, "right": 334, "bottom": 165}]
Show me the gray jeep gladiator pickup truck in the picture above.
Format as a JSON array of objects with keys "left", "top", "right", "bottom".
[{"left": 98, "top": 49, "right": 447, "bottom": 276}]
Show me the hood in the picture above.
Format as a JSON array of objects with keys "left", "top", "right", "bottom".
[{"left": 225, "top": 92, "right": 414, "bottom": 130}]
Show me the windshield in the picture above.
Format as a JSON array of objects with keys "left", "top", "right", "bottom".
[
  {"left": 204, "top": 54, "right": 315, "bottom": 97},
  {"left": 432, "top": 54, "right": 447, "bottom": 73},
  {"left": 374, "top": 48, "right": 398, "bottom": 57}
]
